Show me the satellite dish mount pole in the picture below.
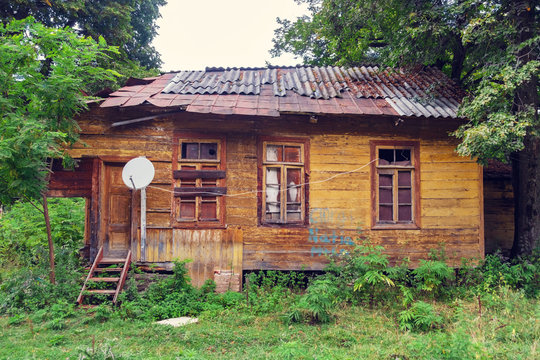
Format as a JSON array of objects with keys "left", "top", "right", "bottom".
[
  {"left": 122, "top": 157, "right": 154, "bottom": 264},
  {"left": 129, "top": 176, "right": 146, "bottom": 262},
  {"left": 140, "top": 186, "right": 146, "bottom": 262}
]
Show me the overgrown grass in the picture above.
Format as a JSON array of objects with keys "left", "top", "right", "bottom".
[{"left": 0, "top": 292, "right": 537, "bottom": 359}]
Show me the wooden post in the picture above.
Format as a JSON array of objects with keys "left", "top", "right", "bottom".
[
  {"left": 130, "top": 188, "right": 137, "bottom": 262},
  {"left": 42, "top": 194, "right": 55, "bottom": 284},
  {"left": 141, "top": 187, "right": 147, "bottom": 262}
]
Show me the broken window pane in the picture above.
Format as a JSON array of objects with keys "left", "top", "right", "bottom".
[
  {"left": 379, "top": 149, "right": 394, "bottom": 165},
  {"left": 395, "top": 149, "right": 411, "bottom": 165},
  {"left": 200, "top": 143, "right": 218, "bottom": 160}
]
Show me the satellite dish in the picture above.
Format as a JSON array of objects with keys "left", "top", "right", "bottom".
[{"left": 122, "top": 157, "right": 155, "bottom": 190}]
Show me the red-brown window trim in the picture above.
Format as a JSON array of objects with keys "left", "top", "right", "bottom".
[
  {"left": 257, "top": 136, "right": 310, "bottom": 227},
  {"left": 171, "top": 132, "right": 226, "bottom": 229},
  {"left": 370, "top": 140, "right": 420, "bottom": 230}
]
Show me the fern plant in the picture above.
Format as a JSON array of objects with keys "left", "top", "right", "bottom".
[
  {"left": 412, "top": 259, "right": 453, "bottom": 296},
  {"left": 398, "top": 301, "right": 443, "bottom": 332},
  {"left": 286, "top": 277, "right": 338, "bottom": 324}
]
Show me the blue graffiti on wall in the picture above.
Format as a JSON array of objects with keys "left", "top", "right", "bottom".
[{"left": 308, "top": 208, "right": 359, "bottom": 257}]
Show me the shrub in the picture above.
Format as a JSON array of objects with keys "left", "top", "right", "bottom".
[
  {"left": 398, "top": 301, "right": 443, "bottom": 332},
  {"left": 0, "top": 198, "right": 85, "bottom": 267},
  {"left": 119, "top": 259, "right": 247, "bottom": 321},
  {"left": 325, "top": 241, "right": 406, "bottom": 305},
  {"left": 412, "top": 259, "right": 453, "bottom": 296},
  {"left": 244, "top": 271, "right": 304, "bottom": 315},
  {"left": 286, "top": 276, "right": 338, "bottom": 324},
  {"left": 0, "top": 247, "right": 83, "bottom": 314}
]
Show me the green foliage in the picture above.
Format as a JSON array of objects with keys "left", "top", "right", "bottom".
[
  {"left": 78, "top": 345, "right": 126, "bottom": 360},
  {"left": 325, "top": 240, "right": 408, "bottom": 305},
  {"left": 245, "top": 270, "right": 307, "bottom": 315},
  {"left": 286, "top": 276, "right": 338, "bottom": 324},
  {"left": 118, "top": 260, "right": 245, "bottom": 321},
  {"left": 412, "top": 259, "right": 453, "bottom": 296},
  {"left": 0, "top": 247, "right": 84, "bottom": 314},
  {"left": 0, "top": 198, "right": 85, "bottom": 314},
  {"left": 0, "top": 0, "right": 166, "bottom": 71},
  {"left": 0, "top": 17, "right": 119, "bottom": 203},
  {"left": 0, "top": 198, "right": 85, "bottom": 266},
  {"left": 406, "top": 328, "right": 484, "bottom": 359},
  {"left": 398, "top": 301, "right": 443, "bottom": 332}
]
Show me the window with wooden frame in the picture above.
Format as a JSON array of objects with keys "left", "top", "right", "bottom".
[
  {"left": 370, "top": 141, "right": 420, "bottom": 229},
  {"left": 172, "top": 134, "right": 226, "bottom": 227},
  {"left": 258, "top": 137, "right": 309, "bottom": 225}
]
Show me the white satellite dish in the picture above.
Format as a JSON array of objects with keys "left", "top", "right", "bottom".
[{"left": 122, "top": 157, "right": 155, "bottom": 190}]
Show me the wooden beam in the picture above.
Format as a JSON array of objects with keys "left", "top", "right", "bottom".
[
  {"left": 173, "top": 170, "right": 226, "bottom": 180},
  {"left": 174, "top": 187, "right": 227, "bottom": 196}
]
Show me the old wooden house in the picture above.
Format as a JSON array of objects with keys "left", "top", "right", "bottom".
[{"left": 49, "top": 65, "right": 485, "bottom": 289}]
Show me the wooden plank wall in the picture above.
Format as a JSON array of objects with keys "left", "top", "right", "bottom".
[
  {"left": 484, "top": 178, "right": 514, "bottom": 254},
  {"left": 68, "top": 107, "right": 483, "bottom": 281}
]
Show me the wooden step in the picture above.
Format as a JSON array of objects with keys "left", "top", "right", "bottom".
[
  {"left": 86, "top": 289, "right": 116, "bottom": 295},
  {"left": 80, "top": 304, "right": 97, "bottom": 309},
  {"left": 78, "top": 247, "right": 131, "bottom": 307},
  {"left": 88, "top": 267, "right": 123, "bottom": 272},
  {"left": 89, "top": 277, "right": 120, "bottom": 282},
  {"left": 100, "top": 258, "right": 127, "bottom": 264}
]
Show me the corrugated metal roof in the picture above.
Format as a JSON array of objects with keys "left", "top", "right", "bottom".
[{"left": 102, "top": 66, "right": 465, "bottom": 119}]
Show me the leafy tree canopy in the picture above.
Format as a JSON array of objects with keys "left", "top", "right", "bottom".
[
  {"left": 0, "top": 0, "right": 167, "bottom": 91},
  {"left": 0, "top": 0, "right": 166, "bottom": 69},
  {"left": 0, "top": 17, "right": 118, "bottom": 204}
]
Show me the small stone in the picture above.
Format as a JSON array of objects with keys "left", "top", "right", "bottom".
[{"left": 155, "top": 317, "right": 198, "bottom": 327}]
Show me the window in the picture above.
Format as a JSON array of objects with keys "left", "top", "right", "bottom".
[
  {"left": 172, "top": 134, "right": 226, "bottom": 227},
  {"left": 371, "top": 141, "right": 420, "bottom": 229},
  {"left": 259, "top": 137, "right": 309, "bottom": 225}
]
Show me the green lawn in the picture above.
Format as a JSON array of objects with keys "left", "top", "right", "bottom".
[{"left": 1, "top": 296, "right": 538, "bottom": 360}]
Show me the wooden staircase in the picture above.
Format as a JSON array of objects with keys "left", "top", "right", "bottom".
[{"left": 77, "top": 247, "right": 132, "bottom": 306}]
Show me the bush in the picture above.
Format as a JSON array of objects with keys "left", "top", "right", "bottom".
[
  {"left": 286, "top": 276, "right": 338, "bottom": 324},
  {"left": 244, "top": 271, "right": 305, "bottom": 315},
  {"left": 398, "top": 301, "right": 443, "bottom": 332},
  {"left": 119, "top": 259, "right": 246, "bottom": 321},
  {"left": 412, "top": 259, "right": 453, "bottom": 296},
  {"left": 324, "top": 240, "right": 408, "bottom": 305},
  {"left": 0, "top": 246, "right": 83, "bottom": 314},
  {"left": 0, "top": 198, "right": 85, "bottom": 267}
]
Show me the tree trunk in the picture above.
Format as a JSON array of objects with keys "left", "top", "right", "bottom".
[
  {"left": 511, "top": 136, "right": 540, "bottom": 257},
  {"left": 510, "top": 1, "right": 539, "bottom": 257},
  {"left": 42, "top": 194, "right": 56, "bottom": 284}
]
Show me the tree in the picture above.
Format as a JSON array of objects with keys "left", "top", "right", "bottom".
[
  {"left": 0, "top": 0, "right": 167, "bottom": 89},
  {"left": 0, "top": 17, "right": 118, "bottom": 282},
  {"left": 272, "top": 0, "right": 539, "bottom": 256}
]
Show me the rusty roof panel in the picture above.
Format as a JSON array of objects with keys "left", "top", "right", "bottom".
[
  {"left": 101, "top": 96, "right": 129, "bottom": 107},
  {"left": 102, "top": 65, "right": 465, "bottom": 119}
]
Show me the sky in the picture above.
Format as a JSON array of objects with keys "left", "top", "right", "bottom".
[{"left": 152, "top": 0, "right": 309, "bottom": 72}]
